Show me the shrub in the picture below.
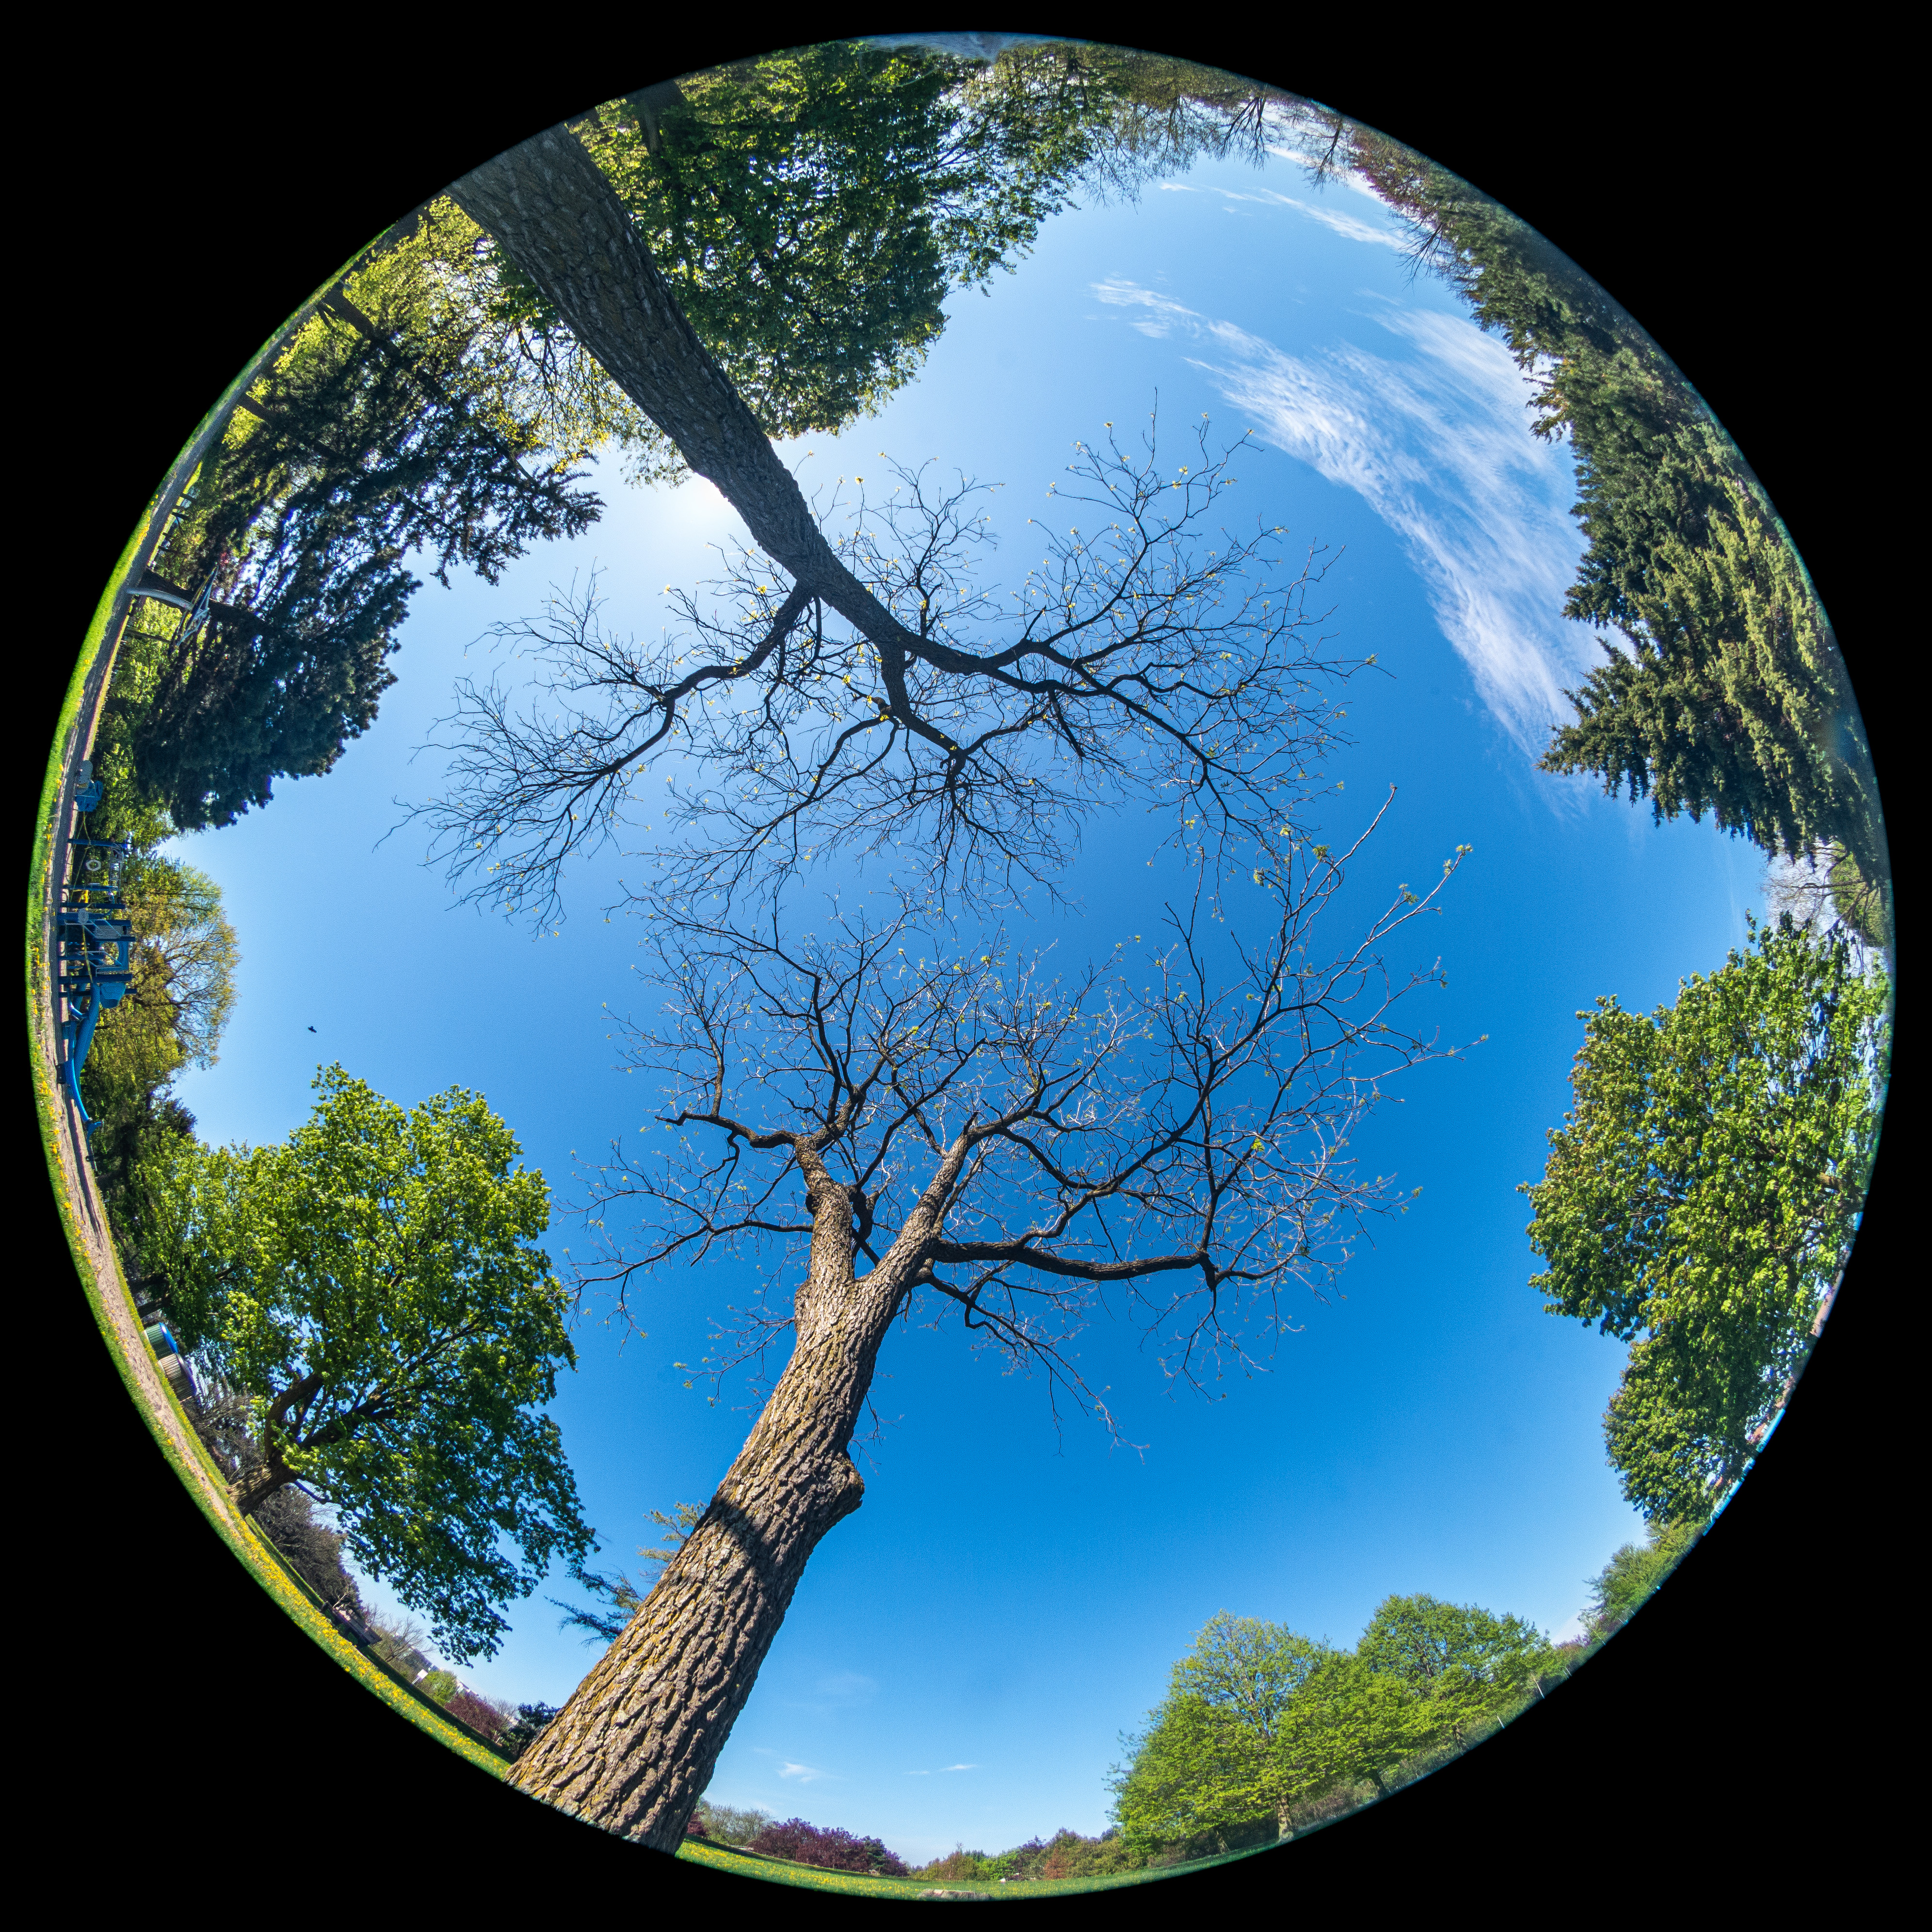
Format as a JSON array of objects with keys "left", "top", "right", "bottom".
[
  {"left": 444, "top": 1688, "right": 510, "bottom": 1740},
  {"left": 692, "top": 1802, "right": 773, "bottom": 1846},
  {"left": 746, "top": 1818, "right": 909, "bottom": 1876},
  {"left": 916, "top": 1829, "right": 1148, "bottom": 1885}
]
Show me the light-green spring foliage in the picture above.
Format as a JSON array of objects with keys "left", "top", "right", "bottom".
[
  {"left": 1109, "top": 1598, "right": 1560, "bottom": 1847},
  {"left": 1522, "top": 916, "right": 1887, "bottom": 1522},
  {"left": 1584, "top": 1516, "right": 1704, "bottom": 1635},
  {"left": 144, "top": 1065, "right": 595, "bottom": 1660}
]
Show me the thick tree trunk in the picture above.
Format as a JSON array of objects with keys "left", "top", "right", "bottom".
[
  {"left": 229, "top": 1455, "right": 295, "bottom": 1518},
  {"left": 508, "top": 1146, "right": 964, "bottom": 1844},
  {"left": 447, "top": 127, "right": 970, "bottom": 676}
]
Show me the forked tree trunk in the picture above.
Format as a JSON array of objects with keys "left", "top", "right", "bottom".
[{"left": 508, "top": 1153, "right": 957, "bottom": 1844}]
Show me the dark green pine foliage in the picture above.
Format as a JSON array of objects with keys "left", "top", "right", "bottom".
[
  {"left": 123, "top": 296, "right": 600, "bottom": 831},
  {"left": 1348, "top": 132, "right": 1886, "bottom": 931}
]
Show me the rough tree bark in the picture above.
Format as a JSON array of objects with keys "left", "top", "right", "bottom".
[
  {"left": 505, "top": 1132, "right": 968, "bottom": 1843},
  {"left": 447, "top": 124, "right": 990, "bottom": 715}
]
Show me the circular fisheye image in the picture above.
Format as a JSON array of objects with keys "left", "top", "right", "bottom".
[{"left": 33, "top": 37, "right": 1891, "bottom": 1898}]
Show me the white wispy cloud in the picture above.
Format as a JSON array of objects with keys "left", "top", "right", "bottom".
[
  {"left": 753, "top": 1745, "right": 841, "bottom": 1783},
  {"left": 905, "top": 1763, "right": 980, "bottom": 1775},
  {"left": 1091, "top": 280, "right": 1597, "bottom": 749},
  {"left": 816, "top": 1670, "right": 878, "bottom": 1701},
  {"left": 1158, "top": 180, "right": 1406, "bottom": 250}
]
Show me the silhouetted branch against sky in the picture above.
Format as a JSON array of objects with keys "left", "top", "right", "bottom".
[
  {"left": 416, "top": 416, "right": 1363, "bottom": 925},
  {"left": 570, "top": 818, "right": 1474, "bottom": 1435},
  {"left": 419, "top": 121, "right": 1377, "bottom": 925}
]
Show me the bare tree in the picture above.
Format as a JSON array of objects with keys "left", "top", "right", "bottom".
[
  {"left": 427, "top": 125, "right": 1360, "bottom": 919},
  {"left": 1763, "top": 841, "right": 1891, "bottom": 968},
  {"left": 504, "top": 816, "right": 1472, "bottom": 1842}
]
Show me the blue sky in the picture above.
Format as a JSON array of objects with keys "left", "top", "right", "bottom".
[{"left": 164, "top": 132, "right": 1770, "bottom": 1860}]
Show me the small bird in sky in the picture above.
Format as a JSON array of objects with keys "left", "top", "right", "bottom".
[{"left": 307, "top": 1025, "right": 317, "bottom": 1033}]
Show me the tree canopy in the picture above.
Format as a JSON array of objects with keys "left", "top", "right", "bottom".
[
  {"left": 1583, "top": 1516, "right": 1703, "bottom": 1637},
  {"left": 1521, "top": 916, "right": 1887, "bottom": 1521},
  {"left": 1354, "top": 1592, "right": 1554, "bottom": 1743},
  {"left": 1335, "top": 123, "right": 1888, "bottom": 937},
  {"left": 475, "top": 41, "right": 1302, "bottom": 484},
  {"left": 145, "top": 1065, "right": 594, "bottom": 1660},
  {"left": 1108, "top": 1615, "right": 1352, "bottom": 1843},
  {"left": 1111, "top": 1596, "right": 1558, "bottom": 1849},
  {"left": 78, "top": 854, "right": 237, "bottom": 1272},
  {"left": 107, "top": 219, "right": 603, "bottom": 835}
]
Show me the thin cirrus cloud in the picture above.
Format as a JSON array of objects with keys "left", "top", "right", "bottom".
[
  {"left": 906, "top": 1764, "right": 981, "bottom": 1775},
  {"left": 1158, "top": 179, "right": 1408, "bottom": 252},
  {"left": 1091, "top": 278, "right": 1603, "bottom": 754},
  {"left": 815, "top": 1670, "right": 878, "bottom": 1702}
]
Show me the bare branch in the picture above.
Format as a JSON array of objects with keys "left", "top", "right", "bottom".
[
  {"left": 411, "top": 418, "right": 1365, "bottom": 925},
  {"left": 570, "top": 825, "right": 1472, "bottom": 1425}
]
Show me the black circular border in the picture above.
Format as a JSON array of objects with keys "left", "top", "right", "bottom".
[{"left": 24, "top": 18, "right": 1904, "bottom": 1907}]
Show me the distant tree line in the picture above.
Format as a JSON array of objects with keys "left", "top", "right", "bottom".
[
  {"left": 687, "top": 1807, "right": 909, "bottom": 1875},
  {"left": 677, "top": 1521, "right": 1701, "bottom": 1884}
]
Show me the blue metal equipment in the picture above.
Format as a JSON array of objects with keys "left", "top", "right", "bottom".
[{"left": 56, "top": 838, "right": 135, "bottom": 1133}]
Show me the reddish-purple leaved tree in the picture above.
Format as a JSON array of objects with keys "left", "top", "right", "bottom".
[{"left": 747, "top": 1818, "right": 908, "bottom": 1876}]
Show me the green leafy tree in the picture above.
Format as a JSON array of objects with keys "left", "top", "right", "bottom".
[
  {"left": 80, "top": 855, "right": 238, "bottom": 1268},
  {"left": 1355, "top": 1592, "right": 1555, "bottom": 1745},
  {"left": 1110, "top": 1615, "right": 1351, "bottom": 1845},
  {"left": 1293, "top": 1650, "right": 1441, "bottom": 1795},
  {"left": 144, "top": 1065, "right": 594, "bottom": 1660},
  {"left": 482, "top": 42, "right": 1299, "bottom": 486},
  {"left": 1332, "top": 122, "right": 1887, "bottom": 932},
  {"left": 691, "top": 1801, "right": 774, "bottom": 1848},
  {"left": 107, "top": 854, "right": 239, "bottom": 1066},
  {"left": 1113, "top": 1593, "right": 1559, "bottom": 1852},
  {"left": 1521, "top": 916, "right": 1887, "bottom": 1521},
  {"left": 1583, "top": 1516, "right": 1704, "bottom": 1637},
  {"left": 103, "top": 220, "right": 602, "bottom": 836}
]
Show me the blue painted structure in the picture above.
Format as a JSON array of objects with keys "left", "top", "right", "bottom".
[{"left": 56, "top": 837, "right": 136, "bottom": 1133}]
